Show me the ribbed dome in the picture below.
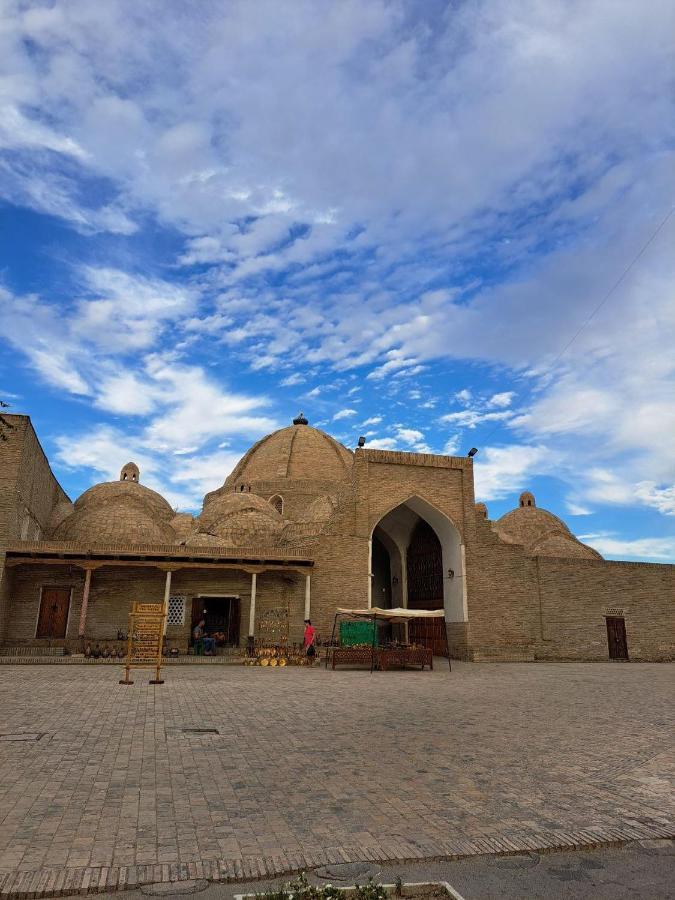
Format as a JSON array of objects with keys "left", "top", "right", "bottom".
[
  {"left": 52, "top": 480, "right": 175, "bottom": 544},
  {"left": 223, "top": 422, "right": 353, "bottom": 490},
  {"left": 199, "top": 491, "right": 283, "bottom": 529},
  {"left": 187, "top": 491, "right": 284, "bottom": 547},
  {"left": 494, "top": 492, "right": 602, "bottom": 559}
]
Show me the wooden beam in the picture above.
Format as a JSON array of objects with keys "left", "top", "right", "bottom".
[{"left": 4, "top": 556, "right": 312, "bottom": 572}]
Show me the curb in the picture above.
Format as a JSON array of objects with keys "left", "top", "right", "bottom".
[{"left": 0, "top": 821, "right": 672, "bottom": 899}]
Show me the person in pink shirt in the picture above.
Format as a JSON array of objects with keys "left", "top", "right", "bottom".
[{"left": 303, "top": 619, "right": 316, "bottom": 660}]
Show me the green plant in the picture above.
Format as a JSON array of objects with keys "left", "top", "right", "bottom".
[
  {"left": 256, "top": 873, "right": 388, "bottom": 900},
  {"left": 354, "top": 879, "right": 388, "bottom": 900}
]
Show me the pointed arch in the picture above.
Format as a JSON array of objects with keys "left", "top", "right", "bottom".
[{"left": 370, "top": 494, "right": 466, "bottom": 623}]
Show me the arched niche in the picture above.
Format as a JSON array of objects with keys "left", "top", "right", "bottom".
[{"left": 370, "top": 495, "right": 466, "bottom": 623}]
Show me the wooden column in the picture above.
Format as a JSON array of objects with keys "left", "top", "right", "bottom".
[
  {"left": 248, "top": 571, "right": 257, "bottom": 638},
  {"left": 78, "top": 567, "right": 93, "bottom": 640},
  {"left": 162, "top": 569, "right": 172, "bottom": 635},
  {"left": 304, "top": 573, "right": 311, "bottom": 621}
]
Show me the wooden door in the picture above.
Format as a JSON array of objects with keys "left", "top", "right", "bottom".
[
  {"left": 36, "top": 588, "right": 71, "bottom": 639},
  {"left": 606, "top": 617, "right": 628, "bottom": 660}
]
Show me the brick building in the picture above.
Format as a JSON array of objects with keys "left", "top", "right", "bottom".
[{"left": 0, "top": 412, "right": 673, "bottom": 661}]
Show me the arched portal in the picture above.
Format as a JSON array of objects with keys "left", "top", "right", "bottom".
[{"left": 369, "top": 496, "right": 466, "bottom": 650}]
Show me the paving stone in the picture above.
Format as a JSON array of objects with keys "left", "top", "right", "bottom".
[{"left": 0, "top": 664, "right": 673, "bottom": 897}]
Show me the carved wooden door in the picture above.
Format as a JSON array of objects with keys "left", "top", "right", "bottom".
[{"left": 36, "top": 588, "right": 70, "bottom": 638}]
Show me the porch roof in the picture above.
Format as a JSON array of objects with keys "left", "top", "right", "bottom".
[{"left": 3, "top": 540, "right": 314, "bottom": 572}]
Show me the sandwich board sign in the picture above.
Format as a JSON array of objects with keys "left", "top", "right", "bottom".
[{"left": 119, "top": 602, "right": 166, "bottom": 685}]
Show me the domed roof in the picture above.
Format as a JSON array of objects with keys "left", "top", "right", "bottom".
[
  {"left": 199, "top": 490, "right": 284, "bottom": 530},
  {"left": 530, "top": 532, "right": 602, "bottom": 560},
  {"left": 223, "top": 416, "right": 353, "bottom": 490},
  {"left": 52, "top": 463, "right": 176, "bottom": 545},
  {"left": 494, "top": 491, "right": 602, "bottom": 559},
  {"left": 187, "top": 491, "right": 284, "bottom": 547}
]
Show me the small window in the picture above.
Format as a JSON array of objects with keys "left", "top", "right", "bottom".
[
  {"left": 167, "top": 595, "right": 186, "bottom": 627},
  {"left": 269, "top": 495, "right": 283, "bottom": 515}
]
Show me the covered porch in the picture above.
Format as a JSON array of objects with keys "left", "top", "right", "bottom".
[{"left": 2, "top": 541, "right": 314, "bottom": 655}]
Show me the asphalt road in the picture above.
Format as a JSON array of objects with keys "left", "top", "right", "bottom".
[{"left": 93, "top": 840, "right": 675, "bottom": 900}]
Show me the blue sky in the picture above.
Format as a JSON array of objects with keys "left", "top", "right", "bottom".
[{"left": 1, "top": 0, "right": 674, "bottom": 561}]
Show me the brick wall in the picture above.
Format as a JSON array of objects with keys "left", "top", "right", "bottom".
[
  {"left": 0, "top": 416, "right": 69, "bottom": 641},
  {"left": 534, "top": 556, "right": 674, "bottom": 661}
]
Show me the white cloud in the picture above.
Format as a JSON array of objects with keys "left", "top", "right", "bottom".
[
  {"left": 362, "top": 416, "right": 383, "bottom": 426},
  {"left": 439, "top": 410, "right": 514, "bottom": 428},
  {"left": 488, "top": 391, "right": 515, "bottom": 408},
  {"left": 474, "top": 444, "right": 556, "bottom": 501},
  {"left": 565, "top": 501, "right": 593, "bottom": 516},
  {"left": 280, "top": 372, "right": 305, "bottom": 387},
  {"left": 396, "top": 428, "right": 424, "bottom": 445},
  {"left": 2, "top": 0, "right": 674, "bottom": 548},
  {"left": 577, "top": 532, "right": 675, "bottom": 562},
  {"left": 442, "top": 435, "right": 460, "bottom": 455},
  {"left": 333, "top": 408, "right": 358, "bottom": 420},
  {"left": 95, "top": 371, "right": 161, "bottom": 416},
  {"left": 634, "top": 482, "right": 675, "bottom": 516},
  {"left": 366, "top": 437, "right": 398, "bottom": 450}
]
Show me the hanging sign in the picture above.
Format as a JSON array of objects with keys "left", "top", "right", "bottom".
[{"left": 119, "top": 602, "right": 166, "bottom": 685}]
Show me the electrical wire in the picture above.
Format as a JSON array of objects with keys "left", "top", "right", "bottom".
[{"left": 471, "top": 204, "right": 675, "bottom": 453}]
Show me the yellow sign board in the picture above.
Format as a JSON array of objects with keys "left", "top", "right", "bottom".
[{"left": 119, "top": 601, "right": 166, "bottom": 685}]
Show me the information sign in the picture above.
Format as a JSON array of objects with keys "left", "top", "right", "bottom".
[{"left": 119, "top": 601, "right": 166, "bottom": 685}]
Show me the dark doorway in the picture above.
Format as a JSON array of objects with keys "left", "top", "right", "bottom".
[
  {"left": 406, "top": 520, "right": 447, "bottom": 655},
  {"left": 371, "top": 534, "right": 392, "bottom": 608},
  {"left": 36, "top": 587, "right": 71, "bottom": 639},
  {"left": 191, "top": 597, "right": 241, "bottom": 648},
  {"left": 606, "top": 616, "right": 629, "bottom": 660}
]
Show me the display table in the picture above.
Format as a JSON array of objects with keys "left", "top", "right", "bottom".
[
  {"left": 331, "top": 647, "right": 375, "bottom": 669},
  {"left": 330, "top": 646, "right": 433, "bottom": 670},
  {"left": 377, "top": 646, "right": 433, "bottom": 671}
]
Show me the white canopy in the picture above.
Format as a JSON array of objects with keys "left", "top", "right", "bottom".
[{"left": 336, "top": 607, "right": 445, "bottom": 620}]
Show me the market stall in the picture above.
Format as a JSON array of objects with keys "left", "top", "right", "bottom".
[{"left": 325, "top": 607, "right": 450, "bottom": 672}]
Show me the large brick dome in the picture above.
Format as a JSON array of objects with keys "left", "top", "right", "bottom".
[{"left": 223, "top": 419, "right": 353, "bottom": 490}]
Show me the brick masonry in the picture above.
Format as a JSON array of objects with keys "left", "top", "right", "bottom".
[
  {"left": 0, "top": 663, "right": 672, "bottom": 898},
  {"left": 0, "top": 415, "right": 673, "bottom": 661}
]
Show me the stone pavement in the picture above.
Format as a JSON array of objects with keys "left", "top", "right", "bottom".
[{"left": 0, "top": 662, "right": 673, "bottom": 897}]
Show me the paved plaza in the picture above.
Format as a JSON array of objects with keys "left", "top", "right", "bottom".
[{"left": 0, "top": 662, "right": 673, "bottom": 896}]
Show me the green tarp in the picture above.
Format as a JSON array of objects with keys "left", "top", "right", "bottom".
[{"left": 339, "top": 619, "right": 376, "bottom": 646}]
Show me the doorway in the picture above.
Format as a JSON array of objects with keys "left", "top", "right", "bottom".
[
  {"left": 606, "top": 616, "right": 629, "bottom": 660},
  {"left": 36, "top": 587, "right": 71, "bottom": 639},
  {"left": 191, "top": 596, "right": 240, "bottom": 648}
]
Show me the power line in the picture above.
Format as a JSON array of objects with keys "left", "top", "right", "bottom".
[{"left": 473, "top": 204, "right": 675, "bottom": 452}]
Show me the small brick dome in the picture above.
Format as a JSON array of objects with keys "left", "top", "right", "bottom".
[
  {"left": 495, "top": 492, "right": 601, "bottom": 559},
  {"left": 186, "top": 490, "right": 284, "bottom": 547}
]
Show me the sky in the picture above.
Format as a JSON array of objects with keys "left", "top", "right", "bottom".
[{"left": 1, "top": 0, "right": 674, "bottom": 562}]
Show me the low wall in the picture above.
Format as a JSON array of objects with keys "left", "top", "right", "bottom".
[{"left": 535, "top": 557, "right": 674, "bottom": 661}]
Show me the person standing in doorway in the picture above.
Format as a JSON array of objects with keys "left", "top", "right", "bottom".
[{"left": 303, "top": 619, "right": 316, "bottom": 662}]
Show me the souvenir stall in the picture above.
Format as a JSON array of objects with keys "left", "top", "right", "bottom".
[{"left": 325, "top": 607, "right": 450, "bottom": 672}]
